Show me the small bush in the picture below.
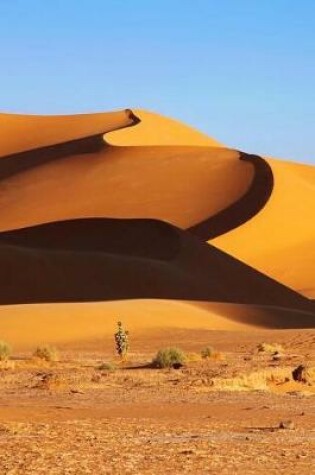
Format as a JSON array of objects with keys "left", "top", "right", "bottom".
[
  {"left": 33, "top": 346, "right": 59, "bottom": 362},
  {"left": 0, "top": 341, "right": 11, "bottom": 361},
  {"left": 152, "top": 347, "right": 186, "bottom": 369},
  {"left": 201, "top": 346, "right": 215, "bottom": 359},
  {"left": 97, "top": 362, "right": 116, "bottom": 372},
  {"left": 114, "top": 321, "right": 129, "bottom": 358}
]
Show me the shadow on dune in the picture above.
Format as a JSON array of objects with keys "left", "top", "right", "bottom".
[
  {"left": 189, "top": 301, "right": 314, "bottom": 329},
  {"left": 0, "top": 218, "right": 179, "bottom": 261},
  {"left": 0, "top": 218, "right": 313, "bottom": 328},
  {"left": 188, "top": 153, "right": 274, "bottom": 240},
  {"left": 0, "top": 135, "right": 105, "bottom": 181}
]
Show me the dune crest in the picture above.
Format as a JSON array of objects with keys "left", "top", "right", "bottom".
[
  {"left": 0, "top": 108, "right": 138, "bottom": 157},
  {"left": 106, "top": 109, "right": 221, "bottom": 146}
]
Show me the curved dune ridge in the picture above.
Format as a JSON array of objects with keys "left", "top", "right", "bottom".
[
  {"left": 106, "top": 109, "right": 222, "bottom": 146},
  {"left": 213, "top": 158, "right": 315, "bottom": 297},
  {"left": 0, "top": 108, "right": 314, "bottom": 346},
  {"left": 0, "top": 109, "right": 138, "bottom": 157}
]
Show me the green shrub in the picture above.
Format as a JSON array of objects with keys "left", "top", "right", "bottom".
[
  {"left": 152, "top": 347, "right": 186, "bottom": 368},
  {"left": 33, "top": 346, "right": 59, "bottom": 362},
  {"left": 0, "top": 341, "right": 11, "bottom": 361},
  {"left": 201, "top": 346, "right": 214, "bottom": 359},
  {"left": 114, "top": 321, "right": 129, "bottom": 358},
  {"left": 97, "top": 362, "right": 116, "bottom": 372}
]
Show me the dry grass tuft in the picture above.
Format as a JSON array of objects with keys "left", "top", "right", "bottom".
[
  {"left": 0, "top": 341, "right": 11, "bottom": 361},
  {"left": 213, "top": 367, "right": 293, "bottom": 392},
  {"left": 97, "top": 362, "right": 116, "bottom": 372},
  {"left": 257, "top": 342, "right": 284, "bottom": 355},
  {"left": 185, "top": 352, "right": 202, "bottom": 362},
  {"left": 33, "top": 346, "right": 59, "bottom": 362}
]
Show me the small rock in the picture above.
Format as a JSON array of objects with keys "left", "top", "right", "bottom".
[
  {"left": 70, "top": 389, "right": 85, "bottom": 394},
  {"left": 292, "top": 365, "right": 307, "bottom": 383},
  {"left": 91, "top": 374, "right": 101, "bottom": 383},
  {"left": 172, "top": 362, "right": 184, "bottom": 370},
  {"left": 279, "top": 420, "right": 295, "bottom": 430}
]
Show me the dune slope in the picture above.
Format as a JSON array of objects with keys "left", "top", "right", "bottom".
[
  {"left": 213, "top": 158, "right": 315, "bottom": 297},
  {"left": 0, "top": 300, "right": 312, "bottom": 349},
  {"left": 0, "top": 143, "right": 254, "bottom": 232}
]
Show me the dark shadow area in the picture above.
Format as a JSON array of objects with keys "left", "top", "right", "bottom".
[
  {"left": 189, "top": 301, "right": 314, "bottom": 329},
  {"left": 0, "top": 218, "right": 180, "bottom": 261},
  {"left": 188, "top": 152, "right": 274, "bottom": 240},
  {"left": 0, "top": 218, "right": 313, "bottom": 328}
]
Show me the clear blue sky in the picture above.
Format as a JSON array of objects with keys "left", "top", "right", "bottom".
[{"left": 0, "top": 0, "right": 314, "bottom": 163}]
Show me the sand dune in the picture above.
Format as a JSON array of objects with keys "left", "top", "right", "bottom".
[{"left": 0, "top": 108, "right": 314, "bottom": 341}]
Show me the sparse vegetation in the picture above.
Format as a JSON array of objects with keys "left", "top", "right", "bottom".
[
  {"left": 257, "top": 342, "right": 284, "bottom": 355},
  {"left": 114, "top": 321, "right": 129, "bottom": 359},
  {"left": 33, "top": 346, "right": 59, "bottom": 362},
  {"left": 152, "top": 347, "right": 186, "bottom": 368},
  {"left": 185, "top": 352, "right": 202, "bottom": 362},
  {"left": 0, "top": 341, "right": 11, "bottom": 361},
  {"left": 201, "top": 346, "right": 215, "bottom": 359},
  {"left": 213, "top": 367, "right": 292, "bottom": 391},
  {"left": 97, "top": 362, "right": 116, "bottom": 372}
]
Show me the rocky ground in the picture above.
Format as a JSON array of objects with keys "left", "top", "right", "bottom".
[{"left": 0, "top": 328, "right": 314, "bottom": 474}]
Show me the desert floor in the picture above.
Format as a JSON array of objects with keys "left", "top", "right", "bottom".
[{"left": 0, "top": 327, "right": 314, "bottom": 475}]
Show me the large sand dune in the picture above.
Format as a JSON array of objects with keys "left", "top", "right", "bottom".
[{"left": 0, "top": 108, "right": 314, "bottom": 346}]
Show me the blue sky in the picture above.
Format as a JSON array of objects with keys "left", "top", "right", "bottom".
[{"left": 0, "top": 0, "right": 314, "bottom": 163}]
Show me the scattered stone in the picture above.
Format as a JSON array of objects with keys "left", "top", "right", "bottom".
[
  {"left": 91, "top": 373, "right": 101, "bottom": 383},
  {"left": 70, "top": 389, "right": 85, "bottom": 394}
]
